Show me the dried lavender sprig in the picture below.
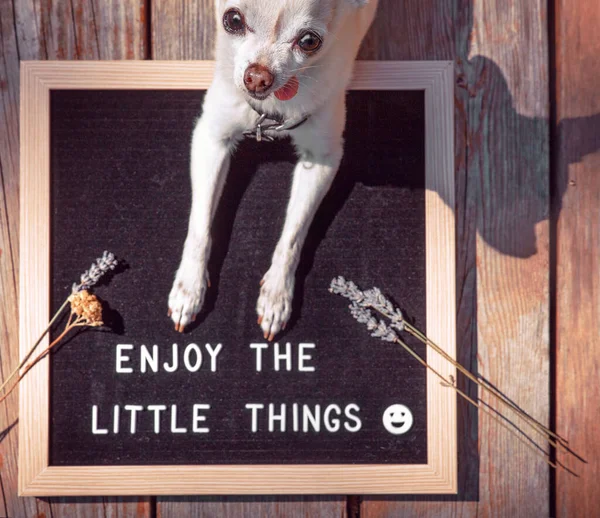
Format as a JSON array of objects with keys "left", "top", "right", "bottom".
[
  {"left": 329, "top": 277, "right": 405, "bottom": 331},
  {"left": 72, "top": 251, "right": 118, "bottom": 293},
  {"left": 362, "top": 287, "right": 405, "bottom": 332},
  {"left": 329, "top": 276, "right": 365, "bottom": 304},
  {"left": 349, "top": 303, "right": 398, "bottom": 343},
  {"left": 330, "top": 276, "right": 577, "bottom": 457}
]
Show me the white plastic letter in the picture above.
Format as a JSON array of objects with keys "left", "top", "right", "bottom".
[
  {"left": 268, "top": 403, "right": 286, "bottom": 432},
  {"left": 141, "top": 345, "right": 159, "bottom": 373},
  {"left": 344, "top": 404, "right": 362, "bottom": 432},
  {"left": 170, "top": 404, "right": 187, "bottom": 433},
  {"left": 250, "top": 343, "right": 268, "bottom": 371},
  {"left": 124, "top": 404, "right": 143, "bottom": 434},
  {"left": 113, "top": 405, "right": 120, "bottom": 434},
  {"left": 92, "top": 405, "right": 108, "bottom": 434},
  {"left": 116, "top": 344, "right": 134, "bottom": 373},
  {"left": 205, "top": 343, "right": 223, "bottom": 372},
  {"left": 245, "top": 403, "right": 264, "bottom": 432},
  {"left": 303, "top": 404, "right": 321, "bottom": 432},
  {"left": 147, "top": 404, "right": 167, "bottom": 433},
  {"left": 292, "top": 403, "right": 299, "bottom": 432},
  {"left": 324, "top": 404, "right": 342, "bottom": 432},
  {"left": 183, "top": 343, "right": 203, "bottom": 372},
  {"left": 298, "top": 343, "right": 316, "bottom": 372},
  {"left": 193, "top": 404, "right": 211, "bottom": 433},
  {"left": 164, "top": 343, "right": 179, "bottom": 372},
  {"left": 274, "top": 342, "right": 292, "bottom": 371}
]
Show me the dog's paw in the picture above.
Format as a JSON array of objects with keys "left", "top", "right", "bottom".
[
  {"left": 168, "top": 266, "right": 210, "bottom": 333},
  {"left": 256, "top": 269, "right": 294, "bottom": 341}
]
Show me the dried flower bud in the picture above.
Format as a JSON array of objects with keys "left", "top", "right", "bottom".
[{"left": 68, "top": 290, "right": 104, "bottom": 327}]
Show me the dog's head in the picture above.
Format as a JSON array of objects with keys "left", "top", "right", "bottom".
[{"left": 215, "top": 0, "right": 373, "bottom": 104}]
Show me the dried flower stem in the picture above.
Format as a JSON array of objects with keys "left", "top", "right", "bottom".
[
  {"left": 0, "top": 298, "right": 70, "bottom": 397},
  {"left": 402, "top": 321, "right": 586, "bottom": 462},
  {"left": 391, "top": 333, "right": 562, "bottom": 471},
  {"left": 402, "top": 322, "right": 583, "bottom": 460}
]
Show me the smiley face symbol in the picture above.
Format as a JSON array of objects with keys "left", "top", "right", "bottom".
[{"left": 382, "top": 404, "right": 414, "bottom": 435}]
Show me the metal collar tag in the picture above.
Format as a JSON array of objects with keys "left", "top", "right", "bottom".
[{"left": 243, "top": 112, "right": 310, "bottom": 142}]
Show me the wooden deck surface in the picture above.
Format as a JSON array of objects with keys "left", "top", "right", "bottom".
[{"left": 1, "top": 0, "right": 598, "bottom": 516}]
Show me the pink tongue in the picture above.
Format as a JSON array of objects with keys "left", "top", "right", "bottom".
[{"left": 274, "top": 76, "right": 299, "bottom": 101}]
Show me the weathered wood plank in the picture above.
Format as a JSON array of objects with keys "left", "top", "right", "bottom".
[
  {"left": 0, "top": 0, "right": 150, "bottom": 516},
  {"left": 152, "top": 0, "right": 216, "bottom": 60},
  {"left": 361, "top": 0, "right": 551, "bottom": 516},
  {"left": 0, "top": 0, "right": 33, "bottom": 512},
  {"left": 157, "top": 497, "right": 346, "bottom": 518},
  {"left": 555, "top": 0, "right": 600, "bottom": 515}
]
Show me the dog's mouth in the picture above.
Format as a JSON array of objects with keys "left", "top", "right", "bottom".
[
  {"left": 274, "top": 77, "right": 299, "bottom": 101},
  {"left": 246, "top": 76, "right": 299, "bottom": 102}
]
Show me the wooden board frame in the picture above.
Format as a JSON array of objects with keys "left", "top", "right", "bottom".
[{"left": 19, "top": 61, "right": 456, "bottom": 496}]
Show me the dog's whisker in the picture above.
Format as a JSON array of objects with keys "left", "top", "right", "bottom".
[
  {"left": 295, "top": 80, "right": 321, "bottom": 96},
  {"left": 297, "top": 75, "right": 320, "bottom": 84},
  {"left": 289, "top": 64, "right": 325, "bottom": 74}
]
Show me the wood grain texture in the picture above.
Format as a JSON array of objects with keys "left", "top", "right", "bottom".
[
  {"left": 152, "top": 0, "right": 217, "bottom": 60},
  {"left": 0, "top": 1, "right": 150, "bottom": 516},
  {"left": 555, "top": 0, "right": 600, "bottom": 515},
  {"left": 156, "top": 497, "right": 345, "bottom": 518},
  {"left": 361, "top": 0, "right": 551, "bottom": 516}
]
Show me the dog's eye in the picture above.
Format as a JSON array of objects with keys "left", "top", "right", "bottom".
[
  {"left": 223, "top": 9, "right": 246, "bottom": 34},
  {"left": 297, "top": 31, "right": 322, "bottom": 53}
]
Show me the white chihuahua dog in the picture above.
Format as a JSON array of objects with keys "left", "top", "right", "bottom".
[{"left": 169, "top": 0, "right": 378, "bottom": 339}]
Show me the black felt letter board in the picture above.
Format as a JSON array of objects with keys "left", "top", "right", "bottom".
[{"left": 49, "top": 89, "right": 426, "bottom": 466}]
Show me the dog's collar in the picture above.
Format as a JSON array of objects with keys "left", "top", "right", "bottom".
[{"left": 243, "top": 102, "right": 311, "bottom": 142}]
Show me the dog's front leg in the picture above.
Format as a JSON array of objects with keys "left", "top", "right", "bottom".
[
  {"left": 257, "top": 138, "right": 343, "bottom": 340},
  {"left": 169, "top": 118, "right": 233, "bottom": 332}
]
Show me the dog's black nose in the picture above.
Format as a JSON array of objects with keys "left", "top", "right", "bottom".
[{"left": 244, "top": 64, "right": 274, "bottom": 94}]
